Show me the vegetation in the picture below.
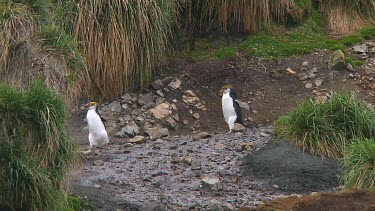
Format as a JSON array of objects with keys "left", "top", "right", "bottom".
[
  {"left": 342, "top": 139, "right": 375, "bottom": 190},
  {"left": 64, "top": 0, "right": 177, "bottom": 99},
  {"left": 274, "top": 92, "right": 375, "bottom": 158},
  {"left": 0, "top": 80, "right": 79, "bottom": 210},
  {"left": 321, "top": 0, "right": 375, "bottom": 36},
  {"left": 178, "top": 0, "right": 375, "bottom": 61}
]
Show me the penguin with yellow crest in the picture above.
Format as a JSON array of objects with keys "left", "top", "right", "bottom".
[
  {"left": 219, "top": 84, "right": 247, "bottom": 133},
  {"left": 82, "top": 102, "right": 109, "bottom": 151}
]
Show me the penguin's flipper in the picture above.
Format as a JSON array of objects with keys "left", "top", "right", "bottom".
[{"left": 235, "top": 100, "right": 251, "bottom": 111}]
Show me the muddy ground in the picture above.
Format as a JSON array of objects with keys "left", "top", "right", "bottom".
[{"left": 69, "top": 44, "right": 375, "bottom": 210}]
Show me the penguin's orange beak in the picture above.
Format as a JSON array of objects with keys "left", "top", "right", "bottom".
[{"left": 219, "top": 88, "right": 225, "bottom": 96}]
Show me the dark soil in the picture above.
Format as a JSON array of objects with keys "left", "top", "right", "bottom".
[{"left": 242, "top": 141, "right": 341, "bottom": 194}]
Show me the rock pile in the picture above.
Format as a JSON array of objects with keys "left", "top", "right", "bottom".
[{"left": 94, "top": 77, "right": 213, "bottom": 142}]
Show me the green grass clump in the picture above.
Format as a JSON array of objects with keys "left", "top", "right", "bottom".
[
  {"left": 0, "top": 80, "right": 79, "bottom": 210},
  {"left": 37, "top": 24, "right": 84, "bottom": 76},
  {"left": 342, "top": 139, "right": 375, "bottom": 190},
  {"left": 275, "top": 92, "right": 375, "bottom": 158},
  {"left": 346, "top": 57, "right": 365, "bottom": 66}
]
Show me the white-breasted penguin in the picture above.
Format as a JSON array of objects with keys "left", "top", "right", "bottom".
[
  {"left": 219, "top": 84, "right": 243, "bottom": 133},
  {"left": 83, "top": 102, "right": 109, "bottom": 151}
]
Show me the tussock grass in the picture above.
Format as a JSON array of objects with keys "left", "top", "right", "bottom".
[
  {"left": 37, "top": 24, "right": 84, "bottom": 78},
  {"left": 0, "top": 80, "right": 79, "bottom": 210},
  {"left": 0, "top": 2, "right": 35, "bottom": 74},
  {"left": 183, "top": 0, "right": 294, "bottom": 34},
  {"left": 275, "top": 92, "right": 375, "bottom": 158},
  {"left": 321, "top": 0, "right": 375, "bottom": 36},
  {"left": 342, "top": 139, "right": 375, "bottom": 190},
  {"left": 69, "top": 0, "right": 177, "bottom": 100}
]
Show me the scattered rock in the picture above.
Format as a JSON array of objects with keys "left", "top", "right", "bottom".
[
  {"left": 93, "top": 160, "right": 105, "bottom": 166},
  {"left": 165, "top": 117, "right": 178, "bottom": 129},
  {"left": 154, "top": 139, "right": 164, "bottom": 144},
  {"left": 215, "top": 144, "right": 226, "bottom": 151},
  {"left": 180, "top": 157, "right": 192, "bottom": 165},
  {"left": 207, "top": 199, "right": 235, "bottom": 211},
  {"left": 193, "top": 113, "right": 200, "bottom": 119},
  {"left": 305, "top": 82, "right": 313, "bottom": 89},
  {"left": 347, "top": 63, "right": 354, "bottom": 72},
  {"left": 94, "top": 184, "right": 101, "bottom": 189},
  {"left": 328, "top": 50, "right": 346, "bottom": 70},
  {"left": 315, "top": 78, "right": 323, "bottom": 87},
  {"left": 353, "top": 45, "right": 367, "bottom": 54},
  {"left": 115, "top": 121, "right": 140, "bottom": 138},
  {"left": 151, "top": 79, "right": 163, "bottom": 90},
  {"left": 202, "top": 174, "right": 222, "bottom": 190},
  {"left": 233, "top": 123, "right": 246, "bottom": 132},
  {"left": 128, "top": 136, "right": 147, "bottom": 144},
  {"left": 192, "top": 131, "right": 211, "bottom": 141},
  {"left": 149, "top": 103, "right": 172, "bottom": 119},
  {"left": 146, "top": 127, "right": 169, "bottom": 139},
  {"left": 302, "top": 62, "right": 309, "bottom": 67},
  {"left": 168, "top": 78, "right": 182, "bottom": 90},
  {"left": 102, "top": 101, "right": 122, "bottom": 113},
  {"left": 298, "top": 73, "right": 309, "bottom": 81},
  {"left": 240, "top": 142, "right": 255, "bottom": 151},
  {"left": 138, "top": 94, "right": 154, "bottom": 106}
]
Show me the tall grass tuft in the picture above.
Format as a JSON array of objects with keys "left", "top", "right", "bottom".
[
  {"left": 67, "top": 0, "right": 177, "bottom": 99},
  {"left": 342, "top": 139, "right": 375, "bottom": 190},
  {"left": 275, "top": 92, "right": 375, "bottom": 158},
  {"left": 0, "top": 80, "right": 79, "bottom": 210},
  {"left": 321, "top": 0, "right": 375, "bottom": 36},
  {"left": 0, "top": 2, "right": 35, "bottom": 75},
  {"left": 182, "top": 0, "right": 295, "bottom": 34}
]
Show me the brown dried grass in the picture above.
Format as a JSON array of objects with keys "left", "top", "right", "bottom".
[
  {"left": 71, "top": 0, "right": 176, "bottom": 100},
  {"left": 184, "top": 0, "right": 294, "bottom": 34},
  {"left": 321, "top": 0, "right": 375, "bottom": 36}
]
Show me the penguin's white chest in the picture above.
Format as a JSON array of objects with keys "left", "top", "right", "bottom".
[
  {"left": 222, "top": 92, "right": 236, "bottom": 123},
  {"left": 87, "top": 109, "right": 109, "bottom": 145}
]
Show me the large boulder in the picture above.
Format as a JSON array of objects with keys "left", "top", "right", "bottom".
[{"left": 328, "top": 50, "right": 346, "bottom": 70}]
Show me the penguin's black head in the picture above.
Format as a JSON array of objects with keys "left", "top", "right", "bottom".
[{"left": 219, "top": 84, "right": 233, "bottom": 96}]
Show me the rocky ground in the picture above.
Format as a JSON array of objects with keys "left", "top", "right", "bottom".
[{"left": 69, "top": 41, "right": 375, "bottom": 210}]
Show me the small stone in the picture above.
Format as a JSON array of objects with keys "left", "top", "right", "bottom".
[
  {"left": 180, "top": 157, "right": 192, "bottom": 165},
  {"left": 207, "top": 199, "right": 235, "bottom": 211},
  {"left": 192, "top": 131, "right": 210, "bottom": 141},
  {"left": 353, "top": 44, "right": 367, "bottom": 53},
  {"left": 138, "top": 94, "right": 154, "bottom": 106},
  {"left": 93, "top": 160, "right": 104, "bottom": 166},
  {"left": 347, "top": 63, "right": 354, "bottom": 72},
  {"left": 233, "top": 123, "right": 245, "bottom": 132},
  {"left": 168, "top": 78, "right": 182, "bottom": 90},
  {"left": 349, "top": 73, "right": 355, "bottom": 78},
  {"left": 308, "top": 73, "right": 317, "bottom": 79},
  {"left": 146, "top": 127, "right": 169, "bottom": 139},
  {"left": 240, "top": 142, "right": 254, "bottom": 151},
  {"left": 193, "top": 113, "right": 200, "bottom": 119},
  {"left": 302, "top": 62, "right": 309, "bottom": 67},
  {"left": 128, "top": 136, "right": 146, "bottom": 144},
  {"left": 121, "top": 93, "right": 132, "bottom": 101},
  {"left": 165, "top": 117, "right": 178, "bottom": 129},
  {"left": 202, "top": 174, "right": 222, "bottom": 190},
  {"left": 183, "top": 120, "right": 189, "bottom": 125},
  {"left": 156, "top": 90, "right": 164, "bottom": 97},
  {"left": 154, "top": 139, "right": 164, "bottom": 144},
  {"left": 305, "top": 82, "right": 313, "bottom": 89},
  {"left": 151, "top": 79, "right": 163, "bottom": 90},
  {"left": 315, "top": 78, "right": 323, "bottom": 87},
  {"left": 298, "top": 73, "right": 309, "bottom": 81},
  {"left": 214, "top": 144, "right": 226, "bottom": 151},
  {"left": 149, "top": 103, "right": 172, "bottom": 119},
  {"left": 94, "top": 184, "right": 101, "bottom": 189},
  {"left": 273, "top": 184, "right": 279, "bottom": 189}
]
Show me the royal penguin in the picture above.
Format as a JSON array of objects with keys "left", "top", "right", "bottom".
[
  {"left": 219, "top": 84, "right": 243, "bottom": 133},
  {"left": 83, "top": 102, "right": 109, "bottom": 151}
]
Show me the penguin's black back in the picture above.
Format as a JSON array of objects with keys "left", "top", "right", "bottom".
[{"left": 229, "top": 89, "right": 243, "bottom": 124}]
